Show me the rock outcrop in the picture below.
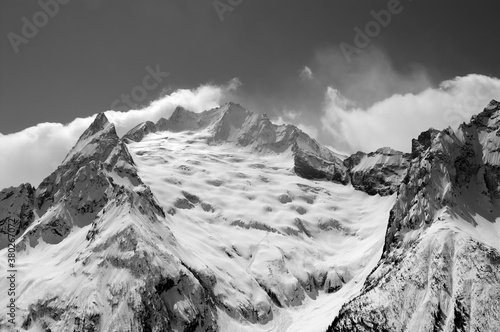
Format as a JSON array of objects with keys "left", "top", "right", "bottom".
[{"left": 344, "top": 147, "right": 411, "bottom": 196}]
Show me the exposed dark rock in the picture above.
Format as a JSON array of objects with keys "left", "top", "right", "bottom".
[
  {"left": 122, "top": 121, "right": 157, "bottom": 142},
  {"left": 345, "top": 147, "right": 411, "bottom": 196},
  {"left": 182, "top": 191, "right": 200, "bottom": 204},
  {"left": 174, "top": 198, "right": 195, "bottom": 209},
  {"left": 294, "top": 148, "right": 349, "bottom": 185},
  {"left": 201, "top": 202, "right": 215, "bottom": 212},
  {"left": 278, "top": 193, "right": 292, "bottom": 204}
]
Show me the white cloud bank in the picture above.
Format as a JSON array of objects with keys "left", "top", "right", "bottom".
[
  {"left": 321, "top": 74, "right": 500, "bottom": 153},
  {"left": 0, "top": 80, "right": 238, "bottom": 190},
  {"left": 289, "top": 47, "right": 500, "bottom": 154}
]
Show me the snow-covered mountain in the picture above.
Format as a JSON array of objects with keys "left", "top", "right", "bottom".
[
  {"left": 0, "top": 101, "right": 499, "bottom": 332},
  {"left": 329, "top": 100, "right": 500, "bottom": 332}
]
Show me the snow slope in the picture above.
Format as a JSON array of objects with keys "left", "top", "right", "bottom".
[{"left": 127, "top": 129, "right": 396, "bottom": 331}]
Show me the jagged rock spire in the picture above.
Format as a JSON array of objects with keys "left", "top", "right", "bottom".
[
  {"left": 83, "top": 112, "right": 112, "bottom": 137},
  {"left": 62, "top": 112, "right": 119, "bottom": 165}
]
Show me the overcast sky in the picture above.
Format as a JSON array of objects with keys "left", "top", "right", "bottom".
[{"left": 1, "top": 0, "right": 500, "bottom": 188}]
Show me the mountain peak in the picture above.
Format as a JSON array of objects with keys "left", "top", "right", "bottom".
[
  {"left": 372, "top": 147, "right": 404, "bottom": 156},
  {"left": 62, "top": 112, "right": 119, "bottom": 165},
  {"left": 82, "top": 112, "right": 113, "bottom": 138},
  {"left": 411, "top": 128, "right": 440, "bottom": 158},
  {"left": 470, "top": 99, "right": 500, "bottom": 128},
  {"left": 169, "top": 106, "right": 198, "bottom": 123},
  {"left": 156, "top": 106, "right": 199, "bottom": 132},
  {"left": 219, "top": 102, "right": 249, "bottom": 117},
  {"left": 171, "top": 105, "right": 194, "bottom": 117},
  {"left": 216, "top": 102, "right": 251, "bottom": 123},
  {"left": 95, "top": 112, "right": 109, "bottom": 124},
  {"left": 223, "top": 101, "right": 244, "bottom": 110},
  {"left": 486, "top": 99, "right": 500, "bottom": 110}
]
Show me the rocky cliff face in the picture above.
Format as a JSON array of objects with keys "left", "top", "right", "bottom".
[
  {"left": 328, "top": 100, "right": 500, "bottom": 332},
  {"left": 293, "top": 148, "right": 349, "bottom": 185},
  {"left": 343, "top": 148, "right": 411, "bottom": 196}
]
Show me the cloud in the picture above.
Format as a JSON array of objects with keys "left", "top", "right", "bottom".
[
  {"left": 321, "top": 74, "right": 500, "bottom": 153},
  {"left": 313, "top": 46, "right": 433, "bottom": 107},
  {"left": 283, "top": 109, "right": 299, "bottom": 120},
  {"left": 226, "top": 77, "right": 242, "bottom": 91},
  {"left": 0, "top": 80, "right": 239, "bottom": 190},
  {"left": 272, "top": 107, "right": 319, "bottom": 139},
  {"left": 299, "top": 66, "right": 314, "bottom": 80},
  {"left": 262, "top": 47, "right": 500, "bottom": 155},
  {"left": 243, "top": 46, "right": 439, "bottom": 154}
]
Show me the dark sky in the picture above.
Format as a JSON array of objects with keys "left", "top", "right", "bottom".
[{"left": 1, "top": 0, "right": 499, "bottom": 134}]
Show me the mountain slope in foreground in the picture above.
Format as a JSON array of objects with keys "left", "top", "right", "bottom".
[
  {"left": 329, "top": 100, "right": 500, "bottom": 332},
  {"left": 0, "top": 101, "right": 498, "bottom": 332}
]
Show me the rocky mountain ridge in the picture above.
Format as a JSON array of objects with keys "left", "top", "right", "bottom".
[{"left": 124, "top": 102, "right": 410, "bottom": 196}]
